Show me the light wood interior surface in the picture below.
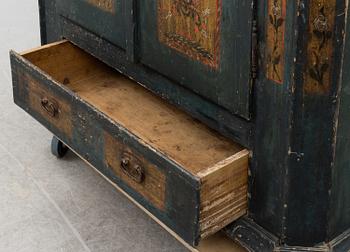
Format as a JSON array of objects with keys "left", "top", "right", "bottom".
[{"left": 22, "top": 41, "right": 244, "bottom": 175}]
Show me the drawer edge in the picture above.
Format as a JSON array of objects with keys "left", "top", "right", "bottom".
[
  {"left": 60, "top": 18, "right": 253, "bottom": 148},
  {"left": 10, "top": 48, "right": 202, "bottom": 246},
  {"left": 68, "top": 143, "right": 238, "bottom": 252},
  {"left": 198, "top": 150, "right": 249, "bottom": 239}
]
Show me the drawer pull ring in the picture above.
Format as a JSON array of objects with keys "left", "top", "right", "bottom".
[
  {"left": 41, "top": 98, "right": 59, "bottom": 118},
  {"left": 120, "top": 157, "right": 145, "bottom": 183}
]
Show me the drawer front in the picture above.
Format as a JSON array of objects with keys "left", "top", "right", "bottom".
[
  {"left": 57, "top": 0, "right": 125, "bottom": 49},
  {"left": 15, "top": 70, "right": 73, "bottom": 140},
  {"left": 10, "top": 48, "right": 200, "bottom": 246},
  {"left": 104, "top": 131, "right": 166, "bottom": 211},
  {"left": 10, "top": 42, "right": 248, "bottom": 246}
]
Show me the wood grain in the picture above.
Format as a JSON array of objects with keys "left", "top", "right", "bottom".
[
  {"left": 198, "top": 150, "right": 249, "bottom": 238},
  {"left": 20, "top": 72, "right": 73, "bottom": 139},
  {"left": 22, "top": 42, "right": 243, "bottom": 175},
  {"left": 19, "top": 41, "right": 249, "bottom": 243},
  {"left": 104, "top": 131, "right": 166, "bottom": 210},
  {"left": 23, "top": 41, "right": 105, "bottom": 85}
]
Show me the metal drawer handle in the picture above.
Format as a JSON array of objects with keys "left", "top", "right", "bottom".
[
  {"left": 41, "top": 98, "right": 59, "bottom": 118},
  {"left": 120, "top": 157, "right": 145, "bottom": 184}
]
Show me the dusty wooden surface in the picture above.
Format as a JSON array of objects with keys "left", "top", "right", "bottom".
[
  {"left": 199, "top": 151, "right": 248, "bottom": 238},
  {"left": 23, "top": 41, "right": 244, "bottom": 176},
  {"left": 12, "top": 41, "right": 249, "bottom": 246}
]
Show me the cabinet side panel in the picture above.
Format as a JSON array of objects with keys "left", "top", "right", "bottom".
[
  {"left": 39, "top": 0, "right": 62, "bottom": 44},
  {"left": 329, "top": 2, "right": 350, "bottom": 240},
  {"left": 285, "top": 0, "right": 347, "bottom": 246},
  {"left": 249, "top": 0, "right": 296, "bottom": 239}
]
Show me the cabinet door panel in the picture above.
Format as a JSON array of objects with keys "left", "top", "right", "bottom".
[
  {"left": 57, "top": 0, "right": 125, "bottom": 48},
  {"left": 139, "top": 0, "right": 253, "bottom": 118}
]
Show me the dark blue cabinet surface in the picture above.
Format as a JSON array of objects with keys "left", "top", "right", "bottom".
[
  {"left": 56, "top": 0, "right": 254, "bottom": 119},
  {"left": 35, "top": 0, "right": 350, "bottom": 251},
  {"left": 138, "top": 0, "right": 253, "bottom": 117},
  {"left": 57, "top": 0, "right": 125, "bottom": 49}
]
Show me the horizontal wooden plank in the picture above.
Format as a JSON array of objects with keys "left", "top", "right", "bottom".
[
  {"left": 11, "top": 47, "right": 201, "bottom": 246},
  {"left": 199, "top": 150, "right": 249, "bottom": 238},
  {"left": 21, "top": 41, "right": 244, "bottom": 176},
  {"left": 12, "top": 41, "right": 249, "bottom": 246},
  {"left": 60, "top": 19, "right": 253, "bottom": 148}
]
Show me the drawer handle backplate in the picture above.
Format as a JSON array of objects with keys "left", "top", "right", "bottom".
[
  {"left": 120, "top": 157, "right": 145, "bottom": 184},
  {"left": 41, "top": 98, "right": 59, "bottom": 118}
]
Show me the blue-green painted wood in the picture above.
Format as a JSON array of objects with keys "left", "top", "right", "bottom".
[
  {"left": 34, "top": 0, "right": 350, "bottom": 250},
  {"left": 329, "top": 0, "right": 350, "bottom": 240},
  {"left": 10, "top": 50, "right": 201, "bottom": 246},
  {"left": 57, "top": 0, "right": 125, "bottom": 48},
  {"left": 138, "top": 0, "right": 253, "bottom": 119},
  {"left": 59, "top": 17, "right": 253, "bottom": 148}
]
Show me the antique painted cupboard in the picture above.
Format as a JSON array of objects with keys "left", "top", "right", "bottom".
[{"left": 9, "top": 0, "right": 350, "bottom": 251}]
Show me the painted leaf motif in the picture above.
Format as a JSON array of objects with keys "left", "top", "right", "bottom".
[
  {"left": 313, "top": 30, "right": 324, "bottom": 39},
  {"left": 309, "top": 68, "right": 320, "bottom": 82},
  {"left": 276, "top": 18, "right": 284, "bottom": 28},
  {"left": 321, "top": 63, "right": 329, "bottom": 73},
  {"left": 266, "top": 0, "right": 286, "bottom": 84},
  {"left": 326, "top": 31, "right": 332, "bottom": 39},
  {"left": 273, "top": 55, "right": 281, "bottom": 65}
]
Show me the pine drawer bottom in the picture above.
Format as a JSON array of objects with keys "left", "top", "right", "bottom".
[{"left": 10, "top": 40, "right": 249, "bottom": 246}]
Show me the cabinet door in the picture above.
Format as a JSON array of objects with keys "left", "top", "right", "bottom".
[
  {"left": 138, "top": 0, "right": 254, "bottom": 118},
  {"left": 57, "top": 0, "right": 125, "bottom": 49}
]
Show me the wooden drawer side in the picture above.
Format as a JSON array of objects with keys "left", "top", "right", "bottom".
[
  {"left": 10, "top": 41, "right": 249, "bottom": 246},
  {"left": 198, "top": 150, "right": 249, "bottom": 238}
]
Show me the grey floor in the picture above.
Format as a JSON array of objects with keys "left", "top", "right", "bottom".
[{"left": 0, "top": 1, "right": 188, "bottom": 251}]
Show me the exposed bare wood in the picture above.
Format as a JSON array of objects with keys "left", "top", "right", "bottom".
[
  {"left": 199, "top": 150, "right": 249, "bottom": 238},
  {"left": 20, "top": 72, "right": 73, "bottom": 139},
  {"left": 22, "top": 41, "right": 244, "bottom": 176},
  {"left": 20, "top": 40, "right": 68, "bottom": 56},
  {"left": 20, "top": 41, "right": 249, "bottom": 246}
]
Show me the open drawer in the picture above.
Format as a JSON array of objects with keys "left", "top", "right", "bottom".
[{"left": 10, "top": 41, "right": 249, "bottom": 246}]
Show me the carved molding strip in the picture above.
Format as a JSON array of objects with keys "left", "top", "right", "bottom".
[
  {"left": 266, "top": 0, "right": 286, "bottom": 84},
  {"left": 305, "top": 0, "right": 336, "bottom": 94},
  {"left": 158, "top": 0, "right": 222, "bottom": 69}
]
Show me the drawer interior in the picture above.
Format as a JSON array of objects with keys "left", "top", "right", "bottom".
[
  {"left": 17, "top": 41, "right": 248, "bottom": 242},
  {"left": 21, "top": 41, "right": 246, "bottom": 177}
]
